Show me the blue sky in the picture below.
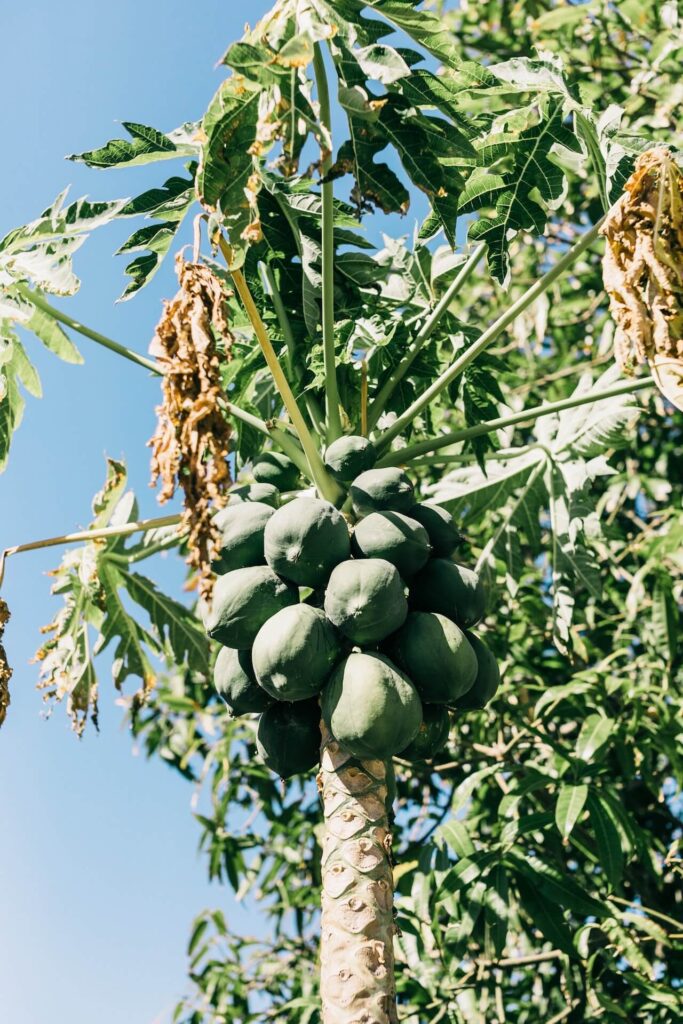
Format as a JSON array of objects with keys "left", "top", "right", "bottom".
[{"left": 0, "top": 3, "right": 273, "bottom": 1022}]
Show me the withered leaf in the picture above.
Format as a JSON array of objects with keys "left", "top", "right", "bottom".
[
  {"left": 0, "top": 598, "right": 12, "bottom": 729},
  {"left": 601, "top": 147, "right": 683, "bottom": 411},
  {"left": 149, "top": 257, "right": 233, "bottom": 599}
]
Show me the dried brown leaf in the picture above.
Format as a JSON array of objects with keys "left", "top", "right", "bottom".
[
  {"left": 0, "top": 598, "right": 12, "bottom": 729},
  {"left": 601, "top": 147, "right": 683, "bottom": 410},
  {"left": 149, "top": 257, "right": 233, "bottom": 600}
]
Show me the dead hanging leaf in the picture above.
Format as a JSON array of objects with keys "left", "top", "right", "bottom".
[
  {"left": 0, "top": 598, "right": 12, "bottom": 729},
  {"left": 601, "top": 147, "right": 683, "bottom": 411},
  {"left": 149, "top": 257, "right": 233, "bottom": 600}
]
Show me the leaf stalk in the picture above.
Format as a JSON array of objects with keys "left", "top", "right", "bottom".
[
  {"left": 367, "top": 242, "right": 486, "bottom": 430},
  {"left": 313, "top": 41, "right": 343, "bottom": 443},
  {"left": 376, "top": 218, "right": 606, "bottom": 452},
  {"left": 378, "top": 375, "right": 655, "bottom": 466}
]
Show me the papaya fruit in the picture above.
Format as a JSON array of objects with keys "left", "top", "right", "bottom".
[
  {"left": 349, "top": 467, "right": 414, "bottom": 518},
  {"left": 321, "top": 652, "right": 422, "bottom": 759},
  {"left": 450, "top": 632, "right": 501, "bottom": 710},
  {"left": 229, "top": 482, "right": 280, "bottom": 508},
  {"left": 388, "top": 611, "right": 477, "bottom": 703},
  {"left": 257, "top": 698, "right": 321, "bottom": 778},
  {"left": 410, "top": 559, "right": 486, "bottom": 628},
  {"left": 213, "top": 646, "right": 272, "bottom": 715},
  {"left": 324, "top": 557, "right": 408, "bottom": 644},
  {"left": 324, "top": 435, "right": 377, "bottom": 482},
  {"left": 203, "top": 565, "right": 298, "bottom": 649},
  {"left": 252, "top": 604, "right": 341, "bottom": 701},
  {"left": 252, "top": 451, "right": 300, "bottom": 491},
  {"left": 212, "top": 501, "right": 275, "bottom": 574},
  {"left": 399, "top": 703, "right": 450, "bottom": 762},
  {"left": 264, "top": 497, "right": 351, "bottom": 587},
  {"left": 351, "top": 511, "right": 430, "bottom": 579},
  {"left": 409, "top": 502, "right": 462, "bottom": 557}
]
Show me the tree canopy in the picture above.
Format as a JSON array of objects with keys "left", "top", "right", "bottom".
[{"left": 1, "top": 1, "right": 682, "bottom": 1022}]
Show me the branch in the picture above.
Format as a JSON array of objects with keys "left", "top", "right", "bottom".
[
  {"left": 0, "top": 514, "right": 182, "bottom": 588},
  {"left": 313, "top": 41, "right": 343, "bottom": 443},
  {"left": 376, "top": 218, "right": 606, "bottom": 452},
  {"left": 367, "top": 242, "right": 486, "bottom": 430},
  {"left": 377, "top": 375, "right": 655, "bottom": 466}
]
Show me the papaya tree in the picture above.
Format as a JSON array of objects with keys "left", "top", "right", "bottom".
[{"left": 1, "top": 1, "right": 683, "bottom": 1021}]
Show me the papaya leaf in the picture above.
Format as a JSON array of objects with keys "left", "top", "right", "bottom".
[
  {"left": 0, "top": 190, "right": 128, "bottom": 296},
  {"left": 462, "top": 101, "right": 581, "bottom": 283},
  {"left": 0, "top": 325, "right": 43, "bottom": 472},
  {"left": 67, "top": 121, "right": 198, "bottom": 169},
  {"left": 120, "top": 570, "right": 208, "bottom": 672}
]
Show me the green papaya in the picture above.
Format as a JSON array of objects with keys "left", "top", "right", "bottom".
[
  {"left": 252, "top": 451, "right": 300, "bottom": 491},
  {"left": 349, "top": 467, "right": 414, "bottom": 518},
  {"left": 252, "top": 604, "right": 341, "bottom": 701},
  {"left": 257, "top": 698, "right": 321, "bottom": 778},
  {"left": 212, "top": 501, "right": 275, "bottom": 574},
  {"left": 409, "top": 503, "right": 462, "bottom": 557},
  {"left": 388, "top": 611, "right": 477, "bottom": 703},
  {"left": 399, "top": 703, "right": 450, "bottom": 762},
  {"left": 321, "top": 652, "right": 422, "bottom": 760},
  {"left": 351, "top": 511, "right": 430, "bottom": 578},
  {"left": 264, "top": 497, "right": 351, "bottom": 587},
  {"left": 324, "top": 558, "right": 408, "bottom": 644},
  {"left": 213, "top": 646, "right": 272, "bottom": 715},
  {"left": 229, "top": 482, "right": 280, "bottom": 508},
  {"left": 203, "top": 565, "right": 298, "bottom": 648},
  {"left": 324, "top": 435, "right": 377, "bottom": 482},
  {"left": 410, "top": 559, "right": 486, "bottom": 628},
  {"left": 450, "top": 633, "right": 501, "bottom": 710}
]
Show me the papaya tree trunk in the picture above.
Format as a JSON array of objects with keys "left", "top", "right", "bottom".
[{"left": 318, "top": 723, "right": 398, "bottom": 1023}]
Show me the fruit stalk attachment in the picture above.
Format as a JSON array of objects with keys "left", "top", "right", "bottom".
[{"left": 318, "top": 724, "right": 398, "bottom": 1024}]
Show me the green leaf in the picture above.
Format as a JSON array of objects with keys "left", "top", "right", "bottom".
[
  {"left": 68, "top": 122, "right": 197, "bottom": 169},
  {"left": 515, "top": 876, "right": 577, "bottom": 956},
  {"left": 587, "top": 791, "right": 625, "bottom": 889},
  {"left": 576, "top": 715, "right": 613, "bottom": 762},
  {"left": 651, "top": 572, "right": 678, "bottom": 669},
  {"left": 121, "top": 570, "right": 209, "bottom": 671},
  {"left": 95, "top": 560, "right": 156, "bottom": 688},
  {"left": 463, "top": 101, "right": 580, "bottom": 283},
  {"left": 509, "top": 850, "right": 609, "bottom": 918},
  {"left": 0, "top": 327, "right": 42, "bottom": 471},
  {"left": 484, "top": 863, "right": 510, "bottom": 958},
  {"left": 555, "top": 783, "right": 588, "bottom": 840},
  {"left": 437, "top": 820, "right": 475, "bottom": 858},
  {"left": 25, "top": 304, "right": 83, "bottom": 364}
]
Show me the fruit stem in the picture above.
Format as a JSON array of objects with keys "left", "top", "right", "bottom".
[
  {"left": 377, "top": 375, "right": 654, "bottom": 467},
  {"left": 313, "top": 41, "right": 343, "bottom": 445},
  {"left": 367, "top": 242, "right": 486, "bottom": 431},
  {"left": 375, "top": 218, "right": 606, "bottom": 453}
]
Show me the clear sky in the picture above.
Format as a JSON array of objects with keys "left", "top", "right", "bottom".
[{"left": 0, "top": 3, "right": 272, "bottom": 1022}]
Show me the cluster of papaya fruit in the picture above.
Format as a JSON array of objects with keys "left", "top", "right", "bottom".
[{"left": 203, "top": 436, "right": 500, "bottom": 779}]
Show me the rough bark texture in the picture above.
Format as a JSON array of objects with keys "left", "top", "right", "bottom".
[{"left": 318, "top": 724, "right": 398, "bottom": 1024}]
